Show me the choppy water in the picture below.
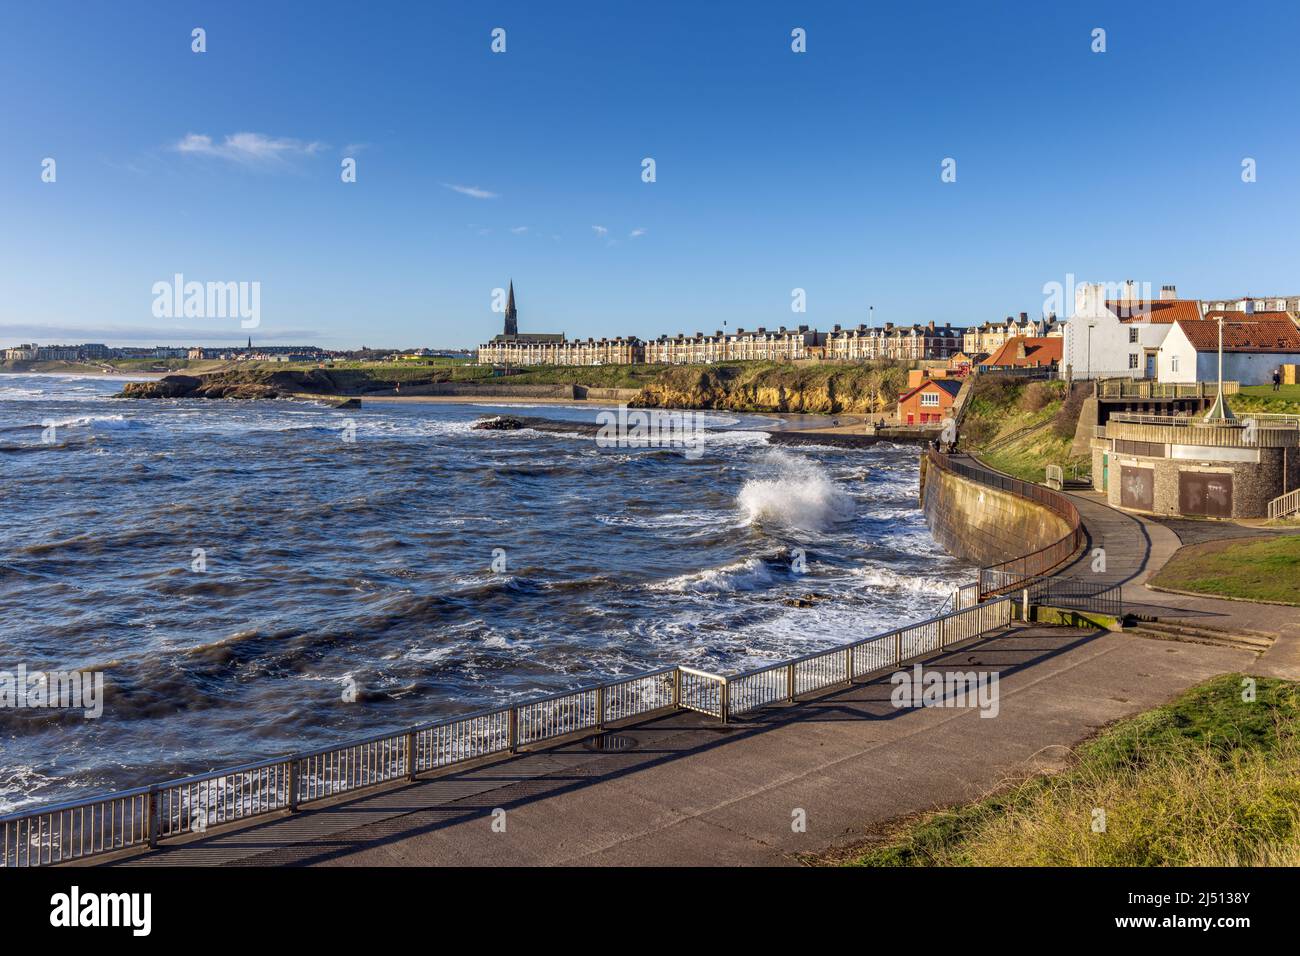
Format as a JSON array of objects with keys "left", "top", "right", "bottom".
[{"left": 0, "top": 373, "right": 968, "bottom": 812}]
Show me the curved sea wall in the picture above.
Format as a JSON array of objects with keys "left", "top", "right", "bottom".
[{"left": 920, "top": 454, "right": 1073, "bottom": 569}]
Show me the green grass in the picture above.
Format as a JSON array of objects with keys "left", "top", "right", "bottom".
[
  {"left": 959, "top": 377, "right": 1088, "bottom": 482},
  {"left": 1149, "top": 536, "right": 1300, "bottom": 605},
  {"left": 837, "top": 675, "right": 1300, "bottom": 866},
  {"left": 1234, "top": 383, "right": 1300, "bottom": 415}
]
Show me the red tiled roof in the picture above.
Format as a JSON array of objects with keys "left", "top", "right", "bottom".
[
  {"left": 898, "top": 378, "right": 962, "bottom": 403},
  {"left": 982, "top": 336, "right": 1063, "bottom": 368},
  {"left": 1175, "top": 317, "right": 1300, "bottom": 352},
  {"left": 1106, "top": 299, "right": 1202, "bottom": 324},
  {"left": 1202, "top": 310, "right": 1295, "bottom": 323}
]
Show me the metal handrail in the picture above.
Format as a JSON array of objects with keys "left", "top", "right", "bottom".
[
  {"left": 1268, "top": 487, "right": 1300, "bottom": 520},
  {"left": 1, "top": 594, "right": 1018, "bottom": 868}
]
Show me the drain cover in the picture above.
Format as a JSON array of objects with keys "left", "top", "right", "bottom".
[{"left": 586, "top": 733, "right": 637, "bottom": 752}]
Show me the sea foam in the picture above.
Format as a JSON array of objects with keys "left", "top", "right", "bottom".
[{"left": 737, "top": 449, "right": 854, "bottom": 533}]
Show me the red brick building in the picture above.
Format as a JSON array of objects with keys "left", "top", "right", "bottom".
[{"left": 897, "top": 378, "right": 962, "bottom": 425}]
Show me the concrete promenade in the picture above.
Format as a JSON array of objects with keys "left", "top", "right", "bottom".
[{"left": 109, "top": 460, "right": 1298, "bottom": 867}]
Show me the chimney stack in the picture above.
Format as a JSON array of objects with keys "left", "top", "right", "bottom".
[
  {"left": 1160, "top": 284, "right": 1177, "bottom": 301},
  {"left": 1019, "top": 312, "right": 1028, "bottom": 322},
  {"left": 1244, "top": 298, "right": 1255, "bottom": 315}
]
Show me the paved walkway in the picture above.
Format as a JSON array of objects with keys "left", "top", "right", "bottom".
[
  {"left": 1058, "top": 490, "right": 1300, "bottom": 679},
  {"left": 121, "top": 624, "right": 1249, "bottom": 867},
  {"left": 105, "top": 462, "right": 1298, "bottom": 867}
]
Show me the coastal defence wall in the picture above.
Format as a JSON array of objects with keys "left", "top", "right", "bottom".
[
  {"left": 392, "top": 383, "right": 581, "bottom": 399},
  {"left": 920, "top": 456, "right": 1073, "bottom": 568}
]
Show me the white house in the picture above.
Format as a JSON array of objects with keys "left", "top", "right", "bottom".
[
  {"left": 1061, "top": 282, "right": 1196, "bottom": 379},
  {"left": 1157, "top": 315, "right": 1300, "bottom": 385}
]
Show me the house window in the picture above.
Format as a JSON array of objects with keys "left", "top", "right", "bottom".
[
  {"left": 1128, "top": 328, "right": 1139, "bottom": 343},
  {"left": 920, "top": 391, "right": 940, "bottom": 407},
  {"left": 1171, "top": 355, "right": 1180, "bottom": 372},
  {"left": 1129, "top": 353, "right": 1140, "bottom": 369}
]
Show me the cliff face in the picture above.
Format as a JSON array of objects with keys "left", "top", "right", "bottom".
[
  {"left": 116, "top": 361, "right": 913, "bottom": 412},
  {"left": 634, "top": 364, "right": 907, "bottom": 414}
]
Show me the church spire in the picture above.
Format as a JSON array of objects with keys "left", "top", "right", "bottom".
[{"left": 504, "top": 280, "right": 518, "bottom": 337}]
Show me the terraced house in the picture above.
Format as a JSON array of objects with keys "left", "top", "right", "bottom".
[
  {"left": 962, "top": 313, "right": 1054, "bottom": 355},
  {"left": 826, "top": 321, "right": 964, "bottom": 361},
  {"left": 643, "top": 326, "right": 825, "bottom": 364}
]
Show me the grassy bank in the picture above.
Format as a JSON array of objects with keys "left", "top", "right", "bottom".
[
  {"left": 1149, "top": 536, "right": 1300, "bottom": 605},
  {"left": 836, "top": 674, "right": 1300, "bottom": 866},
  {"left": 1233, "top": 383, "right": 1300, "bottom": 415},
  {"left": 957, "top": 376, "right": 1089, "bottom": 482}
]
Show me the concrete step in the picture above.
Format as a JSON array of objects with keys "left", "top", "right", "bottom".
[{"left": 1128, "top": 619, "right": 1275, "bottom": 652}]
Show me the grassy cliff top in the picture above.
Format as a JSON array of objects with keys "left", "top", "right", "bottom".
[{"left": 958, "top": 375, "right": 1089, "bottom": 482}]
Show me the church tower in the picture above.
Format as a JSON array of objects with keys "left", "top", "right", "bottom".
[{"left": 504, "top": 280, "right": 518, "bottom": 337}]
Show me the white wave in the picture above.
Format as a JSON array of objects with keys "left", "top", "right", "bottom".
[
  {"left": 0, "top": 766, "right": 56, "bottom": 815},
  {"left": 44, "top": 413, "right": 138, "bottom": 430},
  {"left": 849, "top": 564, "right": 963, "bottom": 596},
  {"left": 737, "top": 449, "right": 854, "bottom": 533},
  {"left": 701, "top": 429, "right": 770, "bottom": 447},
  {"left": 648, "top": 557, "right": 775, "bottom": 593}
]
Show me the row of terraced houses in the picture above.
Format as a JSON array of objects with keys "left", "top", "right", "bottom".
[{"left": 477, "top": 283, "right": 1008, "bottom": 366}]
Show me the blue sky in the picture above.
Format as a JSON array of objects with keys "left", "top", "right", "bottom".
[{"left": 3, "top": 0, "right": 1299, "bottom": 348}]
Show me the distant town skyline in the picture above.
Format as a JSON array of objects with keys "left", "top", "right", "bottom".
[{"left": 5, "top": 1, "right": 1300, "bottom": 349}]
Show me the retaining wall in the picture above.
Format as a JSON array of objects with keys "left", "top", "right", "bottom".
[{"left": 920, "top": 457, "right": 1072, "bottom": 568}]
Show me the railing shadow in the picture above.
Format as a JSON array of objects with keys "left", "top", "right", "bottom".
[{"left": 119, "top": 622, "right": 1112, "bottom": 867}]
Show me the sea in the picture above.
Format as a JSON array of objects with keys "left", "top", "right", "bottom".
[{"left": 0, "top": 372, "right": 970, "bottom": 812}]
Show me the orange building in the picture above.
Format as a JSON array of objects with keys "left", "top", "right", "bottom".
[{"left": 896, "top": 378, "right": 961, "bottom": 425}]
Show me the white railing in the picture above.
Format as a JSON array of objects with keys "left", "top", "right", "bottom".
[
  {"left": 1268, "top": 487, "right": 1300, "bottom": 520},
  {"left": 0, "top": 599, "right": 1015, "bottom": 868}
]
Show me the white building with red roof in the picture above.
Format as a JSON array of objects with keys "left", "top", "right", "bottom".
[
  {"left": 1157, "top": 315, "right": 1300, "bottom": 385},
  {"left": 1062, "top": 281, "right": 1194, "bottom": 379}
]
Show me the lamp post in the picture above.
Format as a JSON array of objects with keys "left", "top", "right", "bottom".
[{"left": 1204, "top": 313, "right": 1235, "bottom": 421}]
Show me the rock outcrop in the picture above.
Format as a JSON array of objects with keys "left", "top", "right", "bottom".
[{"left": 634, "top": 364, "right": 907, "bottom": 414}]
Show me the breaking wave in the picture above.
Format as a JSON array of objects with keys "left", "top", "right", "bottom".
[{"left": 737, "top": 449, "right": 854, "bottom": 533}]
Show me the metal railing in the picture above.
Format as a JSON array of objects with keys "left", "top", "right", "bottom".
[
  {"left": 1, "top": 595, "right": 1020, "bottom": 868},
  {"left": 925, "top": 449, "right": 1085, "bottom": 597},
  {"left": 1268, "top": 487, "right": 1300, "bottom": 520},
  {"left": 1096, "top": 379, "right": 1239, "bottom": 400},
  {"left": 978, "top": 572, "right": 1123, "bottom": 618},
  {"left": 1105, "top": 414, "right": 1299, "bottom": 449}
]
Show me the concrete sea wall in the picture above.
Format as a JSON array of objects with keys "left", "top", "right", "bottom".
[{"left": 920, "top": 456, "right": 1072, "bottom": 568}]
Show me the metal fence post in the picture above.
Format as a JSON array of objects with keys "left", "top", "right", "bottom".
[
  {"left": 938, "top": 617, "right": 945, "bottom": 651},
  {"left": 287, "top": 759, "right": 299, "bottom": 812},
  {"left": 147, "top": 787, "right": 159, "bottom": 848},
  {"left": 595, "top": 685, "right": 606, "bottom": 733},
  {"left": 1022, "top": 588, "right": 1030, "bottom": 621},
  {"left": 406, "top": 730, "right": 417, "bottom": 781},
  {"left": 720, "top": 680, "right": 730, "bottom": 725},
  {"left": 672, "top": 668, "right": 682, "bottom": 709},
  {"left": 508, "top": 707, "right": 519, "bottom": 754},
  {"left": 845, "top": 646, "right": 854, "bottom": 684},
  {"left": 787, "top": 663, "right": 796, "bottom": 702}
]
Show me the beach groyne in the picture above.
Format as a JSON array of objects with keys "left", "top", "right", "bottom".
[{"left": 920, "top": 451, "right": 1074, "bottom": 570}]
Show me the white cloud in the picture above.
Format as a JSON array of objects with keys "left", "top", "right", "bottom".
[
  {"left": 173, "top": 132, "right": 326, "bottom": 165},
  {"left": 591, "top": 225, "right": 608, "bottom": 237},
  {"left": 629, "top": 227, "right": 647, "bottom": 238},
  {"left": 510, "top": 225, "right": 529, "bottom": 235},
  {"left": 442, "top": 183, "right": 499, "bottom": 199}
]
